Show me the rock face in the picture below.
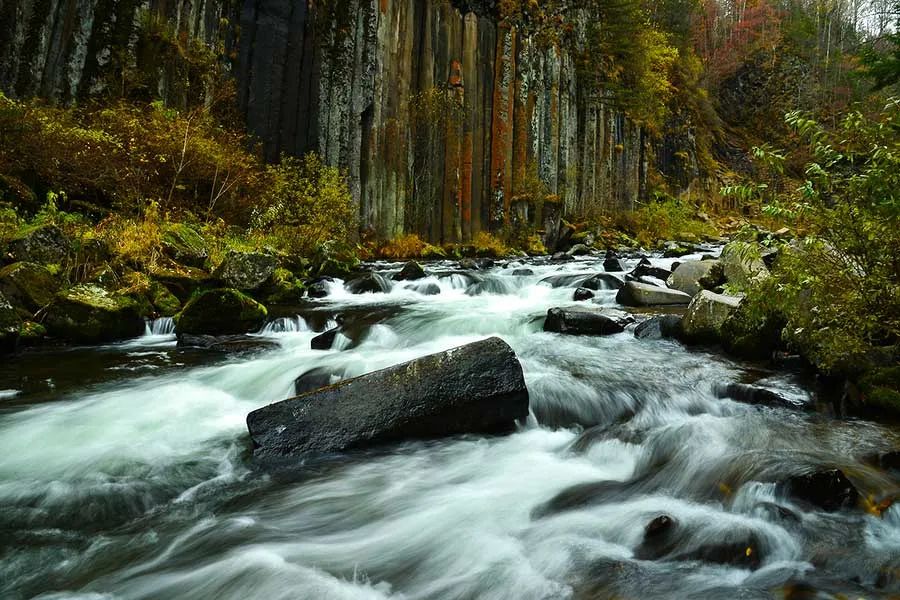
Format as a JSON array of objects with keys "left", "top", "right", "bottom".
[
  {"left": 544, "top": 307, "right": 634, "bottom": 336},
  {"left": 175, "top": 289, "right": 268, "bottom": 336},
  {"left": 247, "top": 337, "right": 529, "bottom": 458},
  {"left": 213, "top": 251, "right": 278, "bottom": 291},
  {"left": 0, "top": 0, "right": 648, "bottom": 245},
  {"left": 45, "top": 284, "right": 145, "bottom": 343},
  {"left": 6, "top": 225, "right": 70, "bottom": 264},
  {"left": 0, "top": 262, "right": 58, "bottom": 312},
  {"left": 616, "top": 281, "right": 691, "bottom": 307},
  {"left": 666, "top": 260, "right": 720, "bottom": 296},
  {"left": 680, "top": 291, "right": 742, "bottom": 343}
]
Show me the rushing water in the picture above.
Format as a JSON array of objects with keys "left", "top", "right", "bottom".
[{"left": 1, "top": 252, "right": 899, "bottom": 600}]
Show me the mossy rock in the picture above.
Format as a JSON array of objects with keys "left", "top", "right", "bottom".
[
  {"left": 0, "top": 261, "right": 58, "bottom": 312},
  {"left": 19, "top": 320, "right": 46, "bottom": 345},
  {"left": 161, "top": 223, "right": 209, "bottom": 268},
  {"left": 44, "top": 284, "right": 145, "bottom": 343},
  {"left": 149, "top": 282, "right": 181, "bottom": 317},
  {"left": 212, "top": 251, "right": 278, "bottom": 291},
  {"left": 175, "top": 288, "right": 268, "bottom": 335},
  {"left": 0, "top": 290, "right": 21, "bottom": 353},
  {"left": 721, "top": 301, "right": 786, "bottom": 361},
  {"left": 262, "top": 268, "right": 305, "bottom": 305},
  {"left": 8, "top": 224, "right": 72, "bottom": 264},
  {"left": 0, "top": 175, "right": 37, "bottom": 213},
  {"left": 421, "top": 244, "right": 448, "bottom": 260},
  {"left": 148, "top": 262, "right": 211, "bottom": 301},
  {"left": 859, "top": 366, "right": 900, "bottom": 418}
]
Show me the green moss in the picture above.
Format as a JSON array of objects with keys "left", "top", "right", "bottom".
[
  {"left": 45, "top": 284, "right": 146, "bottom": 343},
  {"left": 0, "top": 261, "right": 58, "bottom": 311},
  {"left": 149, "top": 282, "right": 181, "bottom": 316},
  {"left": 161, "top": 223, "right": 209, "bottom": 267},
  {"left": 175, "top": 288, "right": 267, "bottom": 335},
  {"left": 860, "top": 367, "right": 900, "bottom": 417}
]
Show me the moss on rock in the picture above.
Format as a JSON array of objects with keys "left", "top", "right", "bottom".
[
  {"left": 0, "top": 261, "right": 58, "bottom": 313},
  {"left": 161, "top": 223, "right": 209, "bottom": 268},
  {"left": 45, "top": 284, "right": 146, "bottom": 343},
  {"left": 175, "top": 288, "right": 268, "bottom": 335}
]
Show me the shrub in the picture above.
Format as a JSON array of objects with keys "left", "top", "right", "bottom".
[{"left": 616, "top": 194, "right": 714, "bottom": 247}]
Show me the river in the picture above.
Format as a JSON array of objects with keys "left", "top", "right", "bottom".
[{"left": 1, "top": 251, "right": 899, "bottom": 599}]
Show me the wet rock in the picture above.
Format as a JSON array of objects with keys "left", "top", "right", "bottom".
[
  {"left": 148, "top": 282, "right": 181, "bottom": 317},
  {"left": 262, "top": 269, "right": 306, "bottom": 305},
  {"left": 540, "top": 273, "right": 588, "bottom": 288},
  {"left": 161, "top": 223, "right": 209, "bottom": 268},
  {"left": 311, "top": 327, "right": 341, "bottom": 350},
  {"left": 394, "top": 261, "right": 426, "bottom": 281},
  {"left": 666, "top": 260, "right": 721, "bottom": 297},
  {"left": 0, "top": 291, "right": 21, "bottom": 353},
  {"left": 879, "top": 450, "right": 900, "bottom": 471},
  {"left": 573, "top": 287, "right": 595, "bottom": 302},
  {"left": 294, "top": 368, "right": 337, "bottom": 395},
  {"left": 603, "top": 257, "right": 625, "bottom": 272},
  {"left": 213, "top": 251, "right": 278, "bottom": 291},
  {"left": 458, "top": 258, "right": 479, "bottom": 270},
  {"left": 0, "top": 262, "right": 58, "bottom": 312},
  {"left": 346, "top": 272, "right": 392, "bottom": 294},
  {"left": 412, "top": 283, "right": 441, "bottom": 296},
  {"left": 7, "top": 224, "right": 71, "bottom": 264},
  {"left": 550, "top": 252, "right": 574, "bottom": 262},
  {"left": 174, "top": 289, "right": 267, "bottom": 336},
  {"left": 512, "top": 268, "right": 534, "bottom": 277},
  {"left": 779, "top": 469, "right": 860, "bottom": 512},
  {"left": 475, "top": 258, "right": 495, "bottom": 270},
  {"left": 533, "top": 477, "right": 647, "bottom": 518},
  {"left": 177, "top": 334, "right": 279, "bottom": 355},
  {"left": 45, "top": 284, "right": 145, "bottom": 343},
  {"left": 582, "top": 273, "right": 625, "bottom": 291},
  {"left": 306, "top": 277, "right": 333, "bottom": 298},
  {"left": 634, "top": 315, "right": 683, "bottom": 340},
  {"left": 544, "top": 307, "right": 634, "bottom": 336},
  {"left": 616, "top": 282, "right": 691, "bottom": 307},
  {"left": 247, "top": 337, "right": 529, "bottom": 459},
  {"left": 679, "top": 291, "right": 742, "bottom": 343},
  {"left": 629, "top": 263, "right": 673, "bottom": 281},
  {"left": 633, "top": 515, "right": 678, "bottom": 560},
  {"left": 715, "top": 383, "right": 808, "bottom": 411}
]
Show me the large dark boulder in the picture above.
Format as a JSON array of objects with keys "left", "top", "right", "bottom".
[
  {"left": 603, "top": 257, "right": 625, "bottom": 272},
  {"left": 779, "top": 469, "right": 860, "bottom": 512},
  {"left": 311, "top": 327, "right": 343, "bottom": 350},
  {"left": 394, "top": 261, "right": 427, "bottom": 281},
  {"left": 616, "top": 282, "right": 691, "bottom": 307},
  {"left": 175, "top": 289, "right": 267, "bottom": 336},
  {"left": 247, "top": 337, "right": 529, "bottom": 459},
  {"left": 7, "top": 224, "right": 71, "bottom": 264},
  {"left": 573, "top": 288, "right": 594, "bottom": 302},
  {"left": 629, "top": 263, "right": 672, "bottom": 282},
  {"left": 544, "top": 308, "right": 634, "bottom": 336},
  {"left": 0, "top": 262, "right": 58, "bottom": 312},
  {"left": 634, "top": 315, "right": 683, "bottom": 340},
  {"left": 44, "top": 284, "right": 146, "bottom": 343},
  {"left": 213, "top": 251, "right": 278, "bottom": 291}
]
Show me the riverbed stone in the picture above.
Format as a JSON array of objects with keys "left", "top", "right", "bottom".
[
  {"left": 779, "top": 469, "right": 860, "bottom": 512},
  {"left": 175, "top": 288, "right": 267, "bottom": 336},
  {"left": 7, "top": 224, "right": 71, "bottom": 264},
  {"left": 0, "top": 261, "right": 58, "bottom": 312},
  {"left": 394, "top": 261, "right": 427, "bottom": 281},
  {"left": 679, "top": 291, "right": 743, "bottom": 343},
  {"left": 616, "top": 281, "right": 691, "bottom": 307},
  {"left": 247, "top": 337, "right": 530, "bottom": 459},
  {"left": 544, "top": 307, "right": 634, "bottom": 336},
  {"left": 634, "top": 315, "right": 683, "bottom": 340},
  {"left": 604, "top": 256, "right": 625, "bottom": 272},
  {"left": 666, "top": 260, "right": 721, "bottom": 296},
  {"left": 45, "top": 284, "right": 146, "bottom": 343},
  {"left": 573, "top": 287, "right": 594, "bottom": 301},
  {"left": 715, "top": 383, "right": 808, "bottom": 411},
  {"left": 213, "top": 251, "right": 278, "bottom": 291},
  {"left": 582, "top": 273, "right": 625, "bottom": 291}
]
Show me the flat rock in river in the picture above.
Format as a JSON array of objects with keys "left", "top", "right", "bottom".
[
  {"left": 247, "top": 337, "right": 529, "bottom": 459},
  {"left": 616, "top": 281, "right": 691, "bottom": 307},
  {"left": 544, "top": 307, "right": 634, "bottom": 336}
]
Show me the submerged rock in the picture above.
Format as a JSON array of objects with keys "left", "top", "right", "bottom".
[
  {"left": 0, "top": 261, "right": 58, "bottom": 312},
  {"left": 175, "top": 289, "right": 267, "bottom": 336},
  {"left": 581, "top": 273, "right": 625, "bottom": 291},
  {"left": 544, "top": 307, "right": 634, "bottom": 336},
  {"left": 45, "top": 284, "right": 145, "bottom": 343},
  {"left": 512, "top": 268, "right": 534, "bottom": 277},
  {"left": 634, "top": 315, "right": 683, "bottom": 340},
  {"left": 573, "top": 287, "right": 595, "bottom": 302},
  {"left": 7, "top": 224, "right": 71, "bottom": 264},
  {"left": 247, "top": 337, "right": 529, "bottom": 459},
  {"left": 213, "top": 251, "right": 278, "bottom": 291},
  {"left": 679, "top": 291, "right": 742, "bottom": 343},
  {"left": 394, "top": 261, "right": 426, "bottom": 281},
  {"left": 616, "top": 281, "right": 691, "bottom": 307},
  {"left": 779, "top": 469, "right": 860, "bottom": 512}
]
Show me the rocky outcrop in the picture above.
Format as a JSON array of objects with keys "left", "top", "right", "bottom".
[
  {"left": 1, "top": 0, "right": 648, "bottom": 244},
  {"left": 175, "top": 289, "right": 267, "bottom": 335},
  {"left": 44, "top": 284, "right": 146, "bottom": 343},
  {"left": 247, "top": 336, "right": 529, "bottom": 458}
]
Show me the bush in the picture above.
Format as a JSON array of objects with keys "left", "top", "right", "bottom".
[{"left": 616, "top": 194, "right": 714, "bottom": 247}]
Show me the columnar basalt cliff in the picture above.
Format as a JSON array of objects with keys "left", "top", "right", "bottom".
[{"left": 0, "top": 0, "right": 648, "bottom": 243}]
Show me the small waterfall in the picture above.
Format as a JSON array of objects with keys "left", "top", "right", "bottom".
[
  {"left": 144, "top": 317, "right": 175, "bottom": 336},
  {"left": 261, "top": 316, "right": 310, "bottom": 334}
]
